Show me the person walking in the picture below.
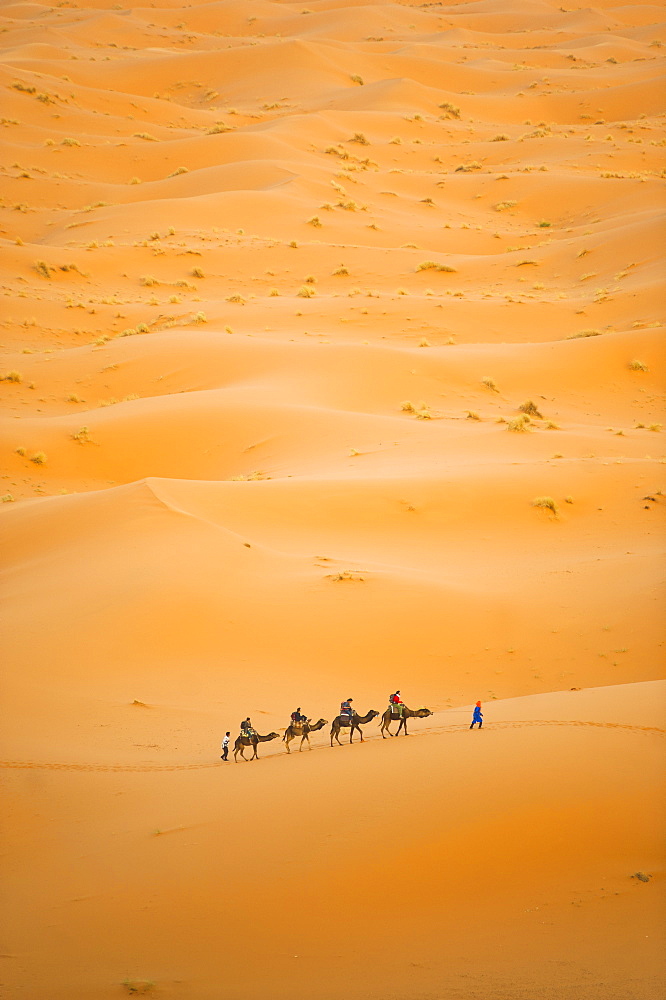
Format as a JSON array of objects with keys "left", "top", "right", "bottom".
[
  {"left": 220, "top": 731, "right": 230, "bottom": 760},
  {"left": 470, "top": 701, "right": 483, "bottom": 729}
]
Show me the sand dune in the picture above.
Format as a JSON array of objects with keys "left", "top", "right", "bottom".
[{"left": 1, "top": 0, "right": 664, "bottom": 997}]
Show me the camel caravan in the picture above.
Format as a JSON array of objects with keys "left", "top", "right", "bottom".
[{"left": 233, "top": 692, "right": 433, "bottom": 761}]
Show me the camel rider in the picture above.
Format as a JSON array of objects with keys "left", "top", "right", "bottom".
[
  {"left": 389, "top": 690, "right": 404, "bottom": 718},
  {"left": 340, "top": 698, "right": 354, "bottom": 720},
  {"left": 291, "top": 708, "right": 306, "bottom": 725},
  {"left": 240, "top": 717, "right": 255, "bottom": 738}
]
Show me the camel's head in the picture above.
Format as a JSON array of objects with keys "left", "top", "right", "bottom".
[
  {"left": 418, "top": 708, "right": 433, "bottom": 718},
  {"left": 317, "top": 718, "right": 328, "bottom": 725},
  {"left": 369, "top": 709, "right": 380, "bottom": 719},
  {"left": 269, "top": 732, "right": 280, "bottom": 739}
]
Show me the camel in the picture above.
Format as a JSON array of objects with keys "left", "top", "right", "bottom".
[
  {"left": 379, "top": 705, "right": 432, "bottom": 737},
  {"left": 330, "top": 710, "right": 379, "bottom": 746},
  {"left": 233, "top": 731, "right": 280, "bottom": 761},
  {"left": 283, "top": 718, "right": 328, "bottom": 753}
]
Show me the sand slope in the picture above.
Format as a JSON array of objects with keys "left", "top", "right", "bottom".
[{"left": 1, "top": 0, "right": 664, "bottom": 997}]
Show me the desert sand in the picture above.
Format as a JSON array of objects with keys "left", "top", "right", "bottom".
[{"left": 0, "top": 1, "right": 664, "bottom": 998}]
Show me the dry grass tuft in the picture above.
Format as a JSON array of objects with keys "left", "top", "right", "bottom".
[
  {"left": 519, "top": 399, "right": 543, "bottom": 419},
  {"left": 507, "top": 415, "right": 531, "bottom": 432},
  {"left": 34, "top": 260, "right": 53, "bottom": 279},
  {"left": 401, "top": 400, "right": 431, "bottom": 419},
  {"left": 30, "top": 451, "right": 46, "bottom": 464},
  {"left": 417, "top": 261, "right": 456, "bottom": 273},
  {"left": 307, "top": 216, "right": 322, "bottom": 227},
  {"left": 532, "top": 496, "right": 558, "bottom": 514},
  {"left": 191, "top": 267, "right": 205, "bottom": 278},
  {"left": 481, "top": 376, "right": 499, "bottom": 392},
  {"left": 350, "top": 75, "right": 364, "bottom": 85},
  {"left": 567, "top": 329, "right": 601, "bottom": 339},
  {"left": 628, "top": 359, "right": 648, "bottom": 371},
  {"left": 1, "top": 370, "right": 22, "bottom": 383},
  {"left": 466, "top": 410, "right": 481, "bottom": 420},
  {"left": 297, "top": 285, "right": 316, "bottom": 298},
  {"left": 167, "top": 166, "right": 188, "bottom": 177},
  {"left": 332, "top": 264, "right": 349, "bottom": 276},
  {"left": 438, "top": 102, "right": 460, "bottom": 118}
]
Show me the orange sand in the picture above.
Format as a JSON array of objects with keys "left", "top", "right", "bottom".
[{"left": 1, "top": 1, "right": 664, "bottom": 998}]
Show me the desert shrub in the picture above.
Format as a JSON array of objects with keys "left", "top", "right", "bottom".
[
  {"left": 297, "top": 285, "right": 315, "bottom": 298},
  {"left": 481, "top": 376, "right": 499, "bottom": 392},
  {"left": 628, "top": 359, "right": 648, "bottom": 371},
  {"left": 417, "top": 261, "right": 456, "bottom": 272},
  {"left": 508, "top": 415, "right": 530, "bottom": 432},
  {"left": 168, "top": 166, "right": 188, "bottom": 177},
  {"left": 519, "top": 399, "right": 543, "bottom": 418},
  {"left": 350, "top": 75, "right": 364, "bottom": 85},
  {"left": 1, "top": 371, "right": 22, "bottom": 382},
  {"left": 307, "top": 216, "right": 322, "bottom": 227},
  {"left": 332, "top": 264, "right": 349, "bottom": 276},
  {"left": 30, "top": 451, "right": 46, "bottom": 464},
  {"left": 532, "top": 496, "right": 558, "bottom": 513},
  {"left": 438, "top": 102, "right": 460, "bottom": 118},
  {"left": 34, "top": 260, "right": 53, "bottom": 279},
  {"left": 61, "top": 137, "right": 80, "bottom": 146},
  {"left": 567, "top": 329, "right": 601, "bottom": 339},
  {"left": 191, "top": 267, "right": 204, "bottom": 278}
]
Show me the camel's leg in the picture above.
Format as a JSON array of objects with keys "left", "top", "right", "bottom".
[
  {"left": 300, "top": 734, "right": 309, "bottom": 752},
  {"left": 285, "top": 735, "right": 292, "bottom": 753},
  {"left": 251, "top": 740, "right": 259, "bottom": 760}
]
